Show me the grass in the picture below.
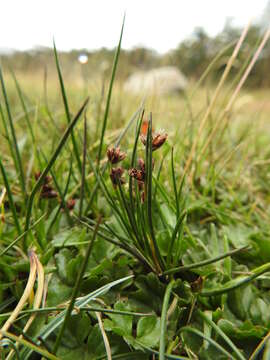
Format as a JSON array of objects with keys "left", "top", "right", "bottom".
[{"left": 0, "top": 24, "right": 270, "bottom": 359}]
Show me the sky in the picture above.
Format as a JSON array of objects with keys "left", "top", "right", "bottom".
[{"left": 0, "top": 0, "right": 269, "bottom": 53}]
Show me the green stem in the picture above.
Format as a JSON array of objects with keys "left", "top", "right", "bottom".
[
  {"left": 159, "top": 280, "right": 175, "bottom": 360},
  {"left": 97, "top": 15, "right": 125, "bottom": 166}
]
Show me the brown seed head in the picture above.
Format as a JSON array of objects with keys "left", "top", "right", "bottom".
[
  {"left": 110, "top": 167, "right": 125, "bottom": 187},
  {"left": 152, "top": 132, "right": 168, "bottom": 151},
  {"left": 128, "top": 168, "right": 145, "bottom": 182},
  {"left": 41, "top": 184, "right": 54, "bottom": 193},
  {"left": 107, "top": 147, "right": 126, "bottom": 164},
  {"left": 34, "top": 171, "right": 41, "bottom": 181},
  {"left": 140, "top": 131, "right": 167, "bottom": 151},
  {"left": 66, "top": 198, "right": 76, "bottom": 210},
  {"left": 40, "top": 190, "right": 58, "bottom": 199},
  {"left": 34, "top": 171, "right": 52, "bottom": 184}
]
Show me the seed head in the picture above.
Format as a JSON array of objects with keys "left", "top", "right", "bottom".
[
  {"left": 66, "top": 198, "right": 76, "bottom": 210},
  {"left": 128, "top": 168, "right": 145, "bottom": 182},
  {"left": 110, "top": 167, "right": 125, "bottom": 187},
  {"left": 34, "top": 171, "right": 52, "bottom": 184},
  {"left": 40, "top": 189, "right": 58, "bottom": 199},
  {"left": 107, "top": 147, "right": 126, "bottom": 164},
  {"left": 140, "top": 131, "right": 167, "bottom": 151},
  {"left": 152, "top": 131, "right": 167, "bottom": 150}
]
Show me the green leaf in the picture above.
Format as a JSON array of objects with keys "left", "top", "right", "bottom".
[
  {"left": 55, "top": 248, "right": 82, "bottom": 286},
  {"left": 218, "top": 319, "right": 267, "bottom": 340},
  {"left": 51, "top": 228, "right": 87, "bottom": 247},
  {"left": 87, "top": 324, "right": 106, "bottom": 358},
  {"left": 137, "top": 316, "right": 160, "bottom": 348},
  {"left": 46, "top": 273, "right": 72, "bottom": 307},
  {"left": 249, "top": 298, "right": 270, "bottom": 326},
  {"left": 104, "top": 301, "right": 133, "bottom": 337}
]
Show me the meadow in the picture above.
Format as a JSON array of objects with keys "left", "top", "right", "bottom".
[{"left": 0, "top": 24, "right": 270, "bottom": 359}]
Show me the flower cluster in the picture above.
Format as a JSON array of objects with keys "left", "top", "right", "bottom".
[
  {"left": 107, "top": 147, "right": 126, "bottom": 164},
  {"left": 107, "top": 121, "right": 167, "bottom": 203},
  {"left": 34, "top": 171, "right": 58, "bottom": 199},
  {"left": 107, "top": 147, "right": 126, "bottom": 188},
  {"left": 65, "top": 198, "right": 76, "bottom": 211},
  {"left": 34, "top": 171, "right": 76, "bottom": 211},
  {"left": 110, "top": 167, "right": 125, "bottom": 187},
  {"left": 140, "top": 130, "right": 168, "bottom": 151}
]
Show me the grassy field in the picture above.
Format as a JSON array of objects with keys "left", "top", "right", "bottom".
[{"left": 0, "top": 33, "right": 270, "bottom": 360}]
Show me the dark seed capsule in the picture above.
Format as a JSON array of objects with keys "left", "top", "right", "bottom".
[
  {"left": 110, "top": 167, "right": 125, "bottom": 187},
  {"left": 107, "top": 147, "right": 126, "bottom": 164}
]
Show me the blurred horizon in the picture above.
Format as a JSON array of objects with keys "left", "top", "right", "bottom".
[{"left": 0, "top": 0, "right": 269, "bottom": 54}]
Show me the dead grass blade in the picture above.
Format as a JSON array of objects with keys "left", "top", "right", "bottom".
[
  {"left": 182, "top": 22, "right": 251, "bottom": 180},
  {"left": 199, "top": 27, "right": 270, "bottom": 159},
  {"left": 96, "top": 312, "right": 112, "bottom": 360},
  {"left": 6, "top": 251, "right": 44, "bottom": 359},
  {"left": 0, "top": 250, "right": 37, "bottom": 340}
]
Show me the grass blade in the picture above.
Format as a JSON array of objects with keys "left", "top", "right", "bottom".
[
  {"left": 145, "top": 114, "right": 164, "bottom": 272},
  {"left": 0, "top": 214, "right": 45, "bottom": 256},
  {"left": 23, "top": 97, "right": 89, "bottom": 251},
  {"left": 46, "top": 158, "right": 73, "bottom": 235},
  {"left": 201, "top": 260, "right": 270, "bottom": 297},
  {"left": 20, "top": 275, "right": 133, "bottom": 359},
  {"left": 198, "top": 310, "right": 245, "bottom": 360},
  {"left": 79, "top": 113, "right": 87, "bottom": 218},
  {"left": 159, "top": 280, "right": 175, "bottom": 360},
  {"left": 180, "top": 326, "right": 237, "bottom": 359},
  {"left": 164, "top": 245, "right": 248, "bottom": 275},
  {"left": 97, "top": 15, "right": 125, "bottom": 165},
  {"left": 0, "top": 66, "right": 26, "bottom": 199},
  {"left": 53, "top": 41, "right": 82, "bottom": 171},
  {"left": 0, "top": 330, "right": 59, "bottom": 360},
  {"left": 166, "top": 212, "right": 186, "bottom": 267},
  {"left": 171, "top": 147, "right": 179, "bottom": 218},
  {"left": 0, "top": 251, "right": 37, "bottom": 339},
  {"left": 10, "top": 69, "right": 35, "bottom": 145},
  {"left": 0, "top": 101, "right": 18, "bottom": 174}
]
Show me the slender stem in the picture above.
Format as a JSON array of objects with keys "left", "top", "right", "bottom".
[
  {"left": 146, "top": 114, "right": 164, "bottom": 271},
  {"left": 53, "top": 41, "right": 82, "bottom": 172},
  {"left": 164, "top": 245, "right": 248, "bottom": 275},
  {"left": 79, "top": 113, "right": 87, "bottom": 218},
  {"left": 198, "top": 310, "right": 245, "bottom": 360},
  {"left": 97, "top": 15, "right": 125, "bottom": 166},
  {"left": 159, "top": 280, "right": 175, "bottom": 360}
]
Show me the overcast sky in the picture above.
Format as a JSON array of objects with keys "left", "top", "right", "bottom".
[{"left": 0, "top": 0, "right": 269, "bottom": 53}]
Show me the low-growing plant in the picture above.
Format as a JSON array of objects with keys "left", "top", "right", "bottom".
[{"left": 0, "top": 19, "right": 270, "bottom": 360}]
